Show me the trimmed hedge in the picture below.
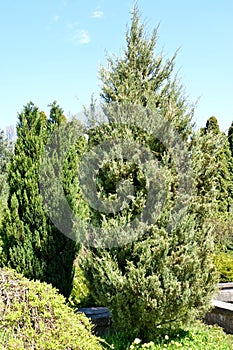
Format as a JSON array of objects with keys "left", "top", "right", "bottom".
[{"left": 0, "top": 268, "right": 103, "bottom": 350}]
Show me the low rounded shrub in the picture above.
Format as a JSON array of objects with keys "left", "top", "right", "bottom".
[
  {"left": 0, "top": 268, "right": 103, "bottom": 350},
  {"left": 212, "top": 252, "right": 233, "bottom": 282}
]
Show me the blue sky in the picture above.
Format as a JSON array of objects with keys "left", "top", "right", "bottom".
[{"left": 0, "top": 0, "right": 232, "bottom": 132}]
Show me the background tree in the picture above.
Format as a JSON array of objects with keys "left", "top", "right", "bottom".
[
  {"left": 0, "top": 101, "right": 87, "bottom": 298},
  {"left": 205, "top": 116, "right": 220, "bottom": 134},
  {"left": 198, "top": 116, "right": 233, "bottom": 213},
  {"left": 40, "top": 104, "right": 89, "bottom": 297},
  {"left": 193, "top": 117, "right": 233, "bottom": 250},
  {"left": 0, "top": 102, "right": 49, "bottom": 279},
  {"left": 0, "top": 129, "right": 12, "bottom": 219},
  {"left": 228, "top": 121, "right": 233, "bottom": 158}
]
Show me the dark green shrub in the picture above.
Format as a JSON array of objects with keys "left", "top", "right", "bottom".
[
  {"left": 0, "top": 268, "right": 103, "bottom": 350},
  {"left": 212, "top": 252, "right": 233, "bottom": 282}
]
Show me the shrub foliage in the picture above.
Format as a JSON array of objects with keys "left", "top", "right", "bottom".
[{"left": 0, "top": 268, "right": 103, "bottom": 350}]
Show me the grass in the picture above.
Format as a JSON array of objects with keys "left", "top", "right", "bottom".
[{"left": 102, "top": 321, "right": 233, "bottom": 350}]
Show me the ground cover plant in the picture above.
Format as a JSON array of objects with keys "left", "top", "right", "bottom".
[{"left": 103, "top": 321, "right": 233, "bottom": 350}]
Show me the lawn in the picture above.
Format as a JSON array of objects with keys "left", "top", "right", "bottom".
[{"left": 102, "top": 321, "right": 233, "bottom": 350}]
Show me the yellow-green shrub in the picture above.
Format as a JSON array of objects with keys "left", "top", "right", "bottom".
[
  {"left": 212, "top": 252, "right": 233, "bottom": 282},
  {"left": 68, "top": 264, "right": 95, "bottom": 308},
  {"left": 0, "top": 268, "right": 103, "bottom": 350}
]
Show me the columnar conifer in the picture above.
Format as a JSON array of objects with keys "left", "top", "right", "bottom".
[{"left": 0, "top": 102, "right": 86, "bottom": 298}]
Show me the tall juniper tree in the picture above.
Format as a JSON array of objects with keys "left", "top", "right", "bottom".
[{"left": 82, "top": 6, "right": 217, "bottom": 340}]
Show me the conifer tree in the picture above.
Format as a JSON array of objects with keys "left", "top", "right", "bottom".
[
  {"left": 0, "top": 102, "right": 85, "bottom": 298},
  {"left": 191, "top": 117, "right": 233, "bottom": 250},
  {"left": 201, "top": 117, "right": 232, "bottom": 213},
  {"left": 82, "top": 7, "right": 217, "bottom": 340},
  {"left": 0, "top": 103, "right": 49, "bottom": 277},
  {"left": 228, "top": 121, "right": 233, "bottom": 158},
  {"left": 0, "top": 129, "right": 11, "bottom": 219},
  {"left": 40, "top": 103, "right": 89, "bottom": 296},
  {"left": 227, "top": 121, "right": 233, "bottom": 206},
  {"left": 205, "top": 116, "right": 220, "bottom": 134}
]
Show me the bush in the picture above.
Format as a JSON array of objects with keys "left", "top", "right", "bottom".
[
  {"left": 68, "top": 260, "right": 95, "bottom": 308},
  {"left": 212, "top": 252, "right": 233, "bottom": 282},
  {"left": 0, "top": 268, "right": 103, "bottom": 350}
]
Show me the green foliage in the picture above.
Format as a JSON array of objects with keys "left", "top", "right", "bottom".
[
  {"left": 83, "top": 215, "right": 217, "bottom": 340},
  {"left": 206, "top": 214, "right": 233, "bottom": 252},
  {"left": 99, "top": 6, "right": 194, "bottom": 140},
  {"left": 0, "top": 268, "right": 103, "bottom": 350},
  {"left": 0, "top": 102, "right": 88, "bottom": 298},
  {"left": 68, "top": 259, "right": 95, "bottom": 308},
  {"left": 191, "top": 117, "right": 233, "bottom": 250},
  {"left": 212, "top": 252, "right": 233, "bottom": 282},
  {"left": 82, "top": 7, "right": 217, "bottom": 341},
  {"left": 86, "top": 118, "right": 152, "bottom": 231},
  {"left": 192, "top": 117, "right": 233, "bottom": 214},
  {"left": 228, "top": 121, "right": 233, "bottom": 158},
  {"left": 190, "top": 121, "right": 233, "bottom": 293},
  {"left": 0, "top": 129, "right": 13, "bottom": 220},
  {"left": 103, "top": 322, "right": 233, "bottom": 350},
  {"left": 205, "top": 116, "right": 220, "bottom": 134},
  {"left": 0, "top": 103, "right": 50, "bottom": 277}
]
